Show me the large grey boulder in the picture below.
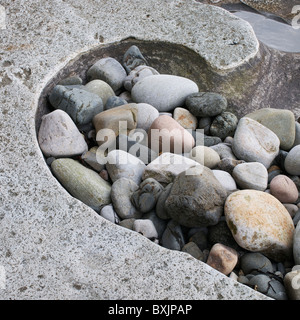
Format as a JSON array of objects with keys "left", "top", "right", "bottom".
[{"left": 165, "top": 166, "right": 227, "bottom": 227}]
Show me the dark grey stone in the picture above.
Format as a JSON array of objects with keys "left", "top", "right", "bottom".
[
  {"left": 131, "top": 178, "right": 164, "bottom": 214},
  {"left": 210, "top": 111, "right": 238, "bottom": 140},
  {"left": 241, "top": 252, "right": 273, "bottom": 275},
  {"left": 249, "top": 274, "right": 288, "bottom": 300},
  {"left": 165, "top": 166, "right": 227, "bottom": 227},
  {"left": 48, "top": 85, "right": 103, "bottom": 126},
  {"left": 156, "top": 183, "right": 173, "bottom": 220},
  {"left": 161, "top": 220, "right": 185, "bottom": 251},
  {"left": 123, "top": 45, "right": 148, "bottom": 74},
  {"left": 105, "top": 95, "right": 128, "bottom": 109},
  {"left": 185, "top": 92, "right": 227, "bottom": 117},
  {"left": 208, "top": 220, "right": 240, "bottom": 250},
  {"left": 188, "top": 230, "right": 208, "bottom": 251}
]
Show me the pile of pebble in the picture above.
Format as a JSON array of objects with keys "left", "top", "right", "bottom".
[{"left": 38, "top": 45, "right": 300, "bottom": 300}]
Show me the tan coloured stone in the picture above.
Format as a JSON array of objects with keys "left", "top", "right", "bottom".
[
  {"left": 93, "top": 104, "right": 138, "bottom": 146},
  {"left": 225, "top": 190, "right": 295, "bottom": 262},
  {"left": 173, "top": 107, "right": 198, "bottom": 130},
  {"left": 84, "top": 79, "right": 115, "bottom": 106}
]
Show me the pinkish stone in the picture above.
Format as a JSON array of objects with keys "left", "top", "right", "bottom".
[
  {"left": 206, "top": 243, "right": 238, "bottom": 276},
  {"left": 148, "top": 115, "right": 195, "bottom": 154},
  {"left": 270, "top": 174, "right": 299, "bottom": 203}
]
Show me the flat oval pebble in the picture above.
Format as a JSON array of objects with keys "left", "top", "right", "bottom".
[
  {"left": 173, "top": 107, "right": 198, "bottom": 130},
  {"left": 189, "top": 145, "right": 220, "bottom": 169},
  {"left": 232, "top": 162, "right": 268, "bottom": 191},
  {"left": 131, "top": 74, "right": 198, "bottom": 112},
  {"left": 38, "top": 109, "right": 88, "bottom": 157},
  {"left": 225, "top": 190, "right": 295, "bottom": 261},
  {"left": 84, "top": 79, "right": 115, "bottom": 106}
]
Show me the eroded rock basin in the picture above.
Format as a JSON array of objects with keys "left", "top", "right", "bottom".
[{"left": 36, "top": 39, "right": 300, "bottom": 300}]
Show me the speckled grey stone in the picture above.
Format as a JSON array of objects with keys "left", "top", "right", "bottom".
[{"left": 186, "top": 92, "right": 227, "bottom": 117}]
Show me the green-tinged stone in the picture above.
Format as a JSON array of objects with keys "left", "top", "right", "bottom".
[
  {"left": 51, "top": 158, "right": 111, "bottom": 211},
  {"left": 246, "top": 108, "right": 296, "bottom": 151}
]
